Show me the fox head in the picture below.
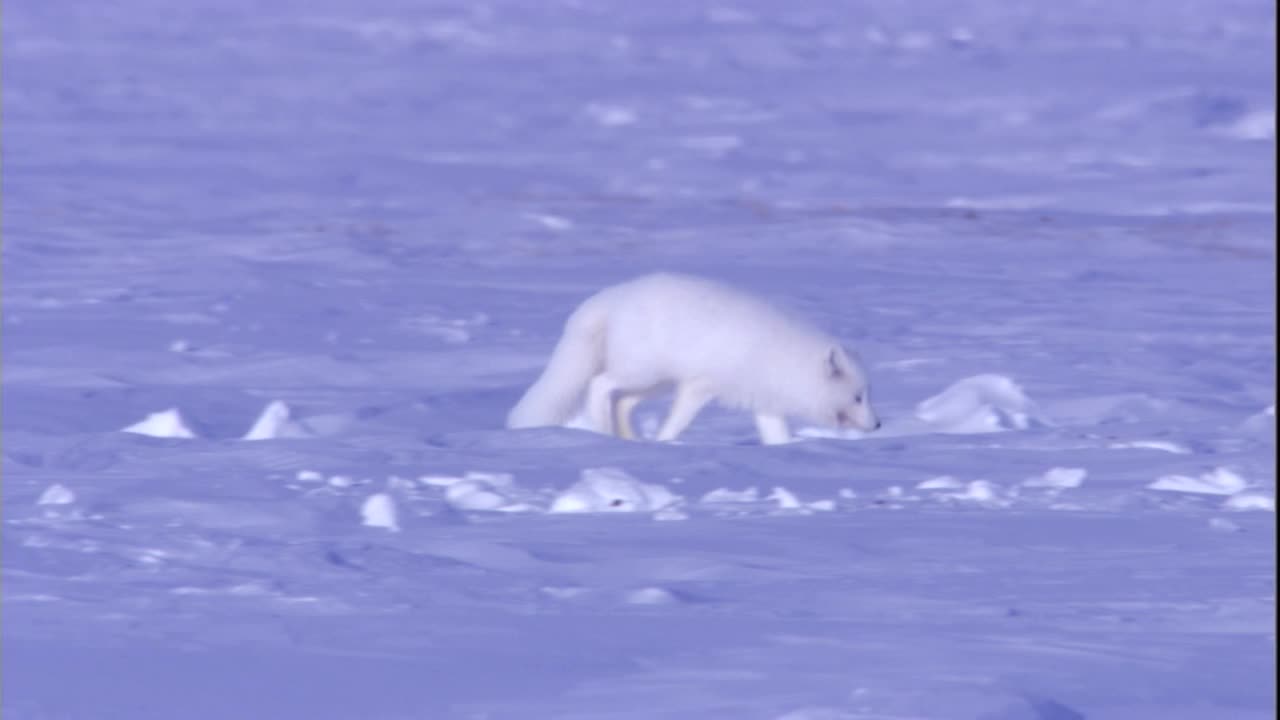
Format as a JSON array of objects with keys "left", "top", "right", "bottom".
[{"left": 812, "top": 347, "right": 880, "bottom": 432}]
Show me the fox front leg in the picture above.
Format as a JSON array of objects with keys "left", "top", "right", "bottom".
[
  {"left": 655, "top": 382, "right": 712, "bottom": 442},
  {"left": 753, "top": 413, "right": 791, "bottom": 445}
]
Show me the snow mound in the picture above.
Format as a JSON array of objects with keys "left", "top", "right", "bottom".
[
  {"left": 769, "top": 486, "right": 804, "bottom": 510},
  {"left": 1218, "top": 108, "right": 1275, "bottom": 140},
  {"left": 121, "top": 408, "right": 197, "bottom": 439},
  {"left": 444, "top": 480, "right": 511, "bottom": 511},
  {"left": 1022, "top": 467, "right": 1087, "bottom": 489},
  {"left": 37, "top": 483, "right": 76, "bottom": 505},
  {"left": 1222, "top": 493, "right": 1274, "bottom": 512},
  {"left": 917, "top": 476, "right": 964, "bottom": 490},
  {"left": 623, "top": 587, "right": 680, "bottom": 605},
  {"left": 1109, "top": 440, "right": 1191, "bottom": 454},
  {"left": 1148, "top": 467, "right": 1249, "bottom": 496},
  {"left": 942, "top": 479, "right": 1007, "bottom": 505},
  {"left": 361, "top": 493, "right": 400, "bottom": 531},
  {"left": 916, "top": 375, "right": 1044, "bottom": 434},
  {"left": 241, "top": 400, "right": 308, "bottom": 440},
  {"left": 549, "top": 467, "right": 682, "bottom": 514},
  {"left": 701, "top": 487, "right": 761, "bottom": 503},
  {"left": 1240, "top": 405, "right": 1275, "bottom": 438},
  {"left": 415, "top": 471, "right": 535, "bottom": 512},
  {"left": 449, "top": 478, "right": 535, "bottom": 513},
  {"left": 766, "top": 487, "right": 834, "bottom": 514}
]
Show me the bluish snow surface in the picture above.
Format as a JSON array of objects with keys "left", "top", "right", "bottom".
[{"left": 3, "top": 1, "right": 1276, "bottom": 718}]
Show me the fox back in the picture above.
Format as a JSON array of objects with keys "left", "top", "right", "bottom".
[{"left": 595, "top": 274, "right": 878, "bottom": 430}]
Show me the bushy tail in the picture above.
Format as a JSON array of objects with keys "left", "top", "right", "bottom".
[{"left": 506, "top": 297, "right": 608, "bottom": 429}]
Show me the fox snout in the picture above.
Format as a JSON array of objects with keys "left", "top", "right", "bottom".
[{"left": 836, "top": 409, "right": 880, "bottom": 432}]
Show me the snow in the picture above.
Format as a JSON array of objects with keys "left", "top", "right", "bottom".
[
  {"left": 4, "top": 0, "right": 1275, "bottom": 717},
  {"left": 767, "top": 486, "right": 805, "bottom": 510},
  {"left": 917, "top": 475, "right": 965, "bottom": 490},
  {"left": 35, "top": 484, "right": 76, "bottom": 506},
  {"left": 548, "top": 467, "right": 683, "bottom": 514},
  {"left": 915, "top": 374, "right": 1045, "bottom": 434},
  {"left": 1023, "top": 467, "right": 1088, "bottom": 489},
  {"left": 1223, "top": 493, "right": 1276, "bottom": 513},
  {"left": 1109, "top": 439, "right": 1193, "bottom": 454},
  {"left": 120, "top": 408, "right": 197, "bottom": 439},
  {"left": 359, "top": 492, "right": 400, "bottom": 532},
  {"left": 1148, "top": 467, "right": 1251, "bottom": 496},
  {"left": 623, "top": 587, "right": 682, "bottom": 605},
  {"left": 240, "top": 400, "right": 296, "bottom": 441},
  {"left": 942, "top": 479, "right": 1007, "bottom": 505}
]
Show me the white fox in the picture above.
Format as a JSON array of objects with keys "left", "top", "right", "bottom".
[{"left": 506, "top": 273, "right": 879, "bottom": 445}]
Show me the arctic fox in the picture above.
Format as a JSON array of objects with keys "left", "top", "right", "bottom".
[{"left": 506, "top": 273, "right": 879, "bottom": 445}]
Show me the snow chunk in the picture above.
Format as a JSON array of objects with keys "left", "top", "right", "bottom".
[
  {"left": 1223, "top": 493, "right": 1275, "bottom": 512},
  {"left": 419, "top": 474, "right": 466, "bottom": 487},
  {"left": 1218, "top": 108, "right": 1275, "bottom": 140},
  {"left": 917, "top": 476, "right": 963, "bottom": 490},
  {"left": 1109, "top": 440, "right": 1191, "bottom": 454},
  {"left": 462, "top": 471, "right": 514, "bottom": 487},
  {"left": 943, "top": 480, "right": 1005, "bottom": 505},
  {"left": 584, "top": 102, "right": 638, "bottom": 127},
  {"left": 768, "top": 487, "right": 803, "bottom": 510},
  {"left": 386, "top": 475, "right": 416, "bottom": 492},
  {"left": 541, "top": 586, "right": 589, "bottom": 600},
  {"left": 360, "top": 493, "right": 400, "bottom": 531},
  {"left": 701, "top": 487, "right": 760, "bottom": 503},
  {"left": 549, "top": 467, "right": 681, "bottom": 514},
  {"left": 624, "top": 587, "right": 679, "bottom": 605},
  {"left": 242, "top": 400, "right": 313, "bottom": 441},
  {"left": 1208, "top": 517, "right": 1242, "bottom": 532},
  {"left": 1241, "top": 405, "right": 1275, "bottom": 437},
  {"left": 653, "top": 509, "right": 688, "bottom": 521},
  {"left": 445, "top": 480, "right": 509, "bottom": 511},
  {"left": 37, "top": 484, "right": 75, "bottom": 505},
  {"left": 421, "top": 472, "right": 532, "bottom": 512},
  {"left": 916, "top": 374, "right": 1043, "bottom": 433},
  {"left": 957, "top": 480, "right": 1000, "bottom": 502},
  {"left": 1148, "top": 467, "right": 1248, "bottom": 496},
  {"left": 1023, "top": 467, "right": 1087, "bottom": 489},
  {"left": 295, "top": 470, "right": 324, "bottom": 482},
  {"left": 242, "top": 400, "right": 294, "bottom": 440},
  {"left": 122, "top": 408, "right": 197, "bottom": 439},
  {"left": 525, "top": 213, "right": 574, "bottom": 231}
]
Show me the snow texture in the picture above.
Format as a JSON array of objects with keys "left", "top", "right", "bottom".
[{"left": 3, "top": 0, "right": 1275, "bottom": 718}]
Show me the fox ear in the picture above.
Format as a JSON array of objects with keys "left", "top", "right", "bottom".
[{"left": 827, "top": 348, "right": 845, "bottom": 379}]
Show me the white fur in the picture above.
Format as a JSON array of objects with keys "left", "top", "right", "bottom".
[{"left": 506, "top": 273, "right": 879, "bottom": 445}]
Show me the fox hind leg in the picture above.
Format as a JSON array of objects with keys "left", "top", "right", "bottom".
[
  {"left": 586, "top": 374, "right": 621, "bottom": 435},
  {"left": 655, "top": 383, "right": 712, "bottom": 442},
  {"left": 613, "top": 392, "right": 644, "bottom": 440}
]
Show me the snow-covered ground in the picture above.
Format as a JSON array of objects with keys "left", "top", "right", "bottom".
[{"left": 3, "top": 1, "right": 1275, "bottom": 718}]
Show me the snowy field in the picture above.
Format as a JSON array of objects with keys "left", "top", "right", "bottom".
[{"left": 3, "top": 1, "right": 1276, "bottom": 718}]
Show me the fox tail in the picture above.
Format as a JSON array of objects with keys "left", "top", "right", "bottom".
[{"left": 506, "top": 296, "right": 609, "bottom": 429}]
